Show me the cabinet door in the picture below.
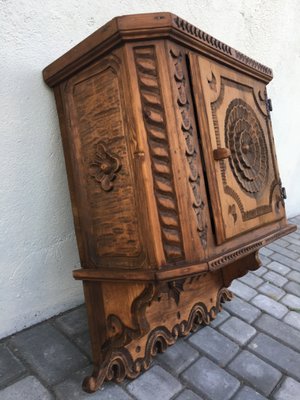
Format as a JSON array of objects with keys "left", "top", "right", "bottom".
[{"left": 189, "top": 53, "right": 285, "bottom": 244}]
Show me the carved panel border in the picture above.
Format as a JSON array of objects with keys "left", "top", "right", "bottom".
[
  {"left": 134, "top": 46, "right": 184, "bottom": 261},
  {"left": 170, "top": 47, "right": 207, "bottom": 247}
]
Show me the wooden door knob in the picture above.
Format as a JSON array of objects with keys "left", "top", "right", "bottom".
[{"left": 213, "top": 147, "right": 231, "bottom": 160}]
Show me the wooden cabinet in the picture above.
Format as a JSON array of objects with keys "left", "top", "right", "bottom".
[{"left": 43, "top": 13, "right": 295, "bottom": 392}]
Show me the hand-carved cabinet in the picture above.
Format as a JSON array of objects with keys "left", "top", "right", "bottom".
[{"left": 43, "top": 13, "right": 296, "bottom": 392}]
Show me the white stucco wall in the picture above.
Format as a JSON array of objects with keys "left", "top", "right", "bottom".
[{"left": 1, "top": 0, "right": 300, "bottom": 339}]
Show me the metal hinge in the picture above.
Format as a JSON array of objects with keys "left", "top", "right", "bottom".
[
  {"left": 276, "top": 180, "right": 287, "bottom": 211},
  {"left": 278, "top": 178, "right": 287, "bottom": 200},
  {"left": 267, "top": 98, "right": 273, "bottom": 114},
  {"left": 281, "top": 186, "right": 287, "bottom": 200}
]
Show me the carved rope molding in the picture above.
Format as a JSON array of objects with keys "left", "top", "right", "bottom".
[
  {"left": 173, "top": 16, "right": 273, "bottom": 77},
  {"left": 82, "top": 287, "right": 233, "bottom": 392},
  {"left": 134, "top": 46, "right": 184, "bottom": 261},
  {"left": 170, "top": 47, "right": 208, "bottom": 247}
]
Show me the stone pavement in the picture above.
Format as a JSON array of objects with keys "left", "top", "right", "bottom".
[{"left": 1, "top": 216, "right": 300, "bottom": 400}]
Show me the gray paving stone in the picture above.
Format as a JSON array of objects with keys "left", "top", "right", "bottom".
[
  {"left": 288, "top": 231, "right": 300, "bottom": 240},
  {"left": 259, "top": 247, "right": 274, "bottom": 257},
  {"left": 267, "top": 243, "right": 299, "bottom": 260},
  {"left": 55, "top": 305, "right": 88, "bottom": 337},
  {"left": 233, "top": 386, "right": 267, "bottom": 400},
  {"left": 9, "top": 322, "right": 89, "bottom": 385},
  {"left": 0, "top": 344, "right": 25, "bottom": 387},
  {"left": 287, "top": 270, "right": 300, "bottom": 283},
  {"left": 290, "top": 217, "right": 300, "bottom": 225},
  {"left": 284, "top": 234, "right": 300, "bottom": 246},
  {"left": 219, "top": 317, "right": 256, "bottom": 346},
  {"left": 263, "top": 270, "right": 288, "bottom": 287},
  {"left": 267, "top": 261, "right": 291, "bottom": 275},
  {"left": 239, "top": 272, "right": 263, "bottom": 288},
  {"left": 254, "top": 313, "right": 300, "bottom": 352},
  {"left": 274, "top": 376, "right": 300, "bottom": 400},
  {"left": 248, "top": 333, "right": 300, "bottom": 380},
  {"left": 274, "top": 238, "right": 290, "bottom": 247},
  {"left": 251, "top": 294, "right": 288, "bottom": 318},
  {"left": 175, "top": 389, "right": 203, "bottom": 400},
  {"left": 157, "top": 340, "right": 199, "bottom": 375},
  {"left": 127, "top": 365, "right": 182, "bottom": 400},
  {"left": 284, "top": 281, "right": 300, "bottom": 296},
  {"left": 181, "top": 357, "right": 240, "bottom": 400},
  {"left": 74, "top": 330, "right": 92, "bottom": 360},
  {"left": 54, "top": 366, "right": 132, "bottom": 399},
  {"left": 283, "top": 311, "right": 300, "bottom": 331},
  {"left": 0, "top": 376, "right": 53, "bottom": 400},
  {"left": 270, "top": 253, "right": 300, "bottom": 272},
  {"left": 223, "top": 296, "right": 261, "bottom": 323},
  {"left": 253, "top": 266, "right": 268, "bottom": 277},
  {"left": 287, "top": 243, "right": 300, "bottom": 254},
  {"left": 228, "top": 350, "right": 281, "bottom": 396},
  {"left": 229, "top": 280, "right": 257, "bottom": 301},
  {"left": 281, "top": 293, "right": 300, "bottom": 310},
  {"left": 188, "top": 326, "right": 239, "bottom": 367},
  {"left": 210, "top": 310, "right": 230, "bottom": 328},
  {"left": 259, "top": 255, "right": 271, "bottom": 266},
  {"left": 289, "top": 216, "right": 300, "bottom": 225},
  {"left": 258, "top": 282, "right": 285, "bottom": 300}
]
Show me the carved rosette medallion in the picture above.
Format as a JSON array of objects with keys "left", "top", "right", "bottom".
[
  {"left": 89, "top": 141, "right": 121, "bottom": 191},
  {"left": 225, "top": 99, "right": 268, "bottom": 195}
]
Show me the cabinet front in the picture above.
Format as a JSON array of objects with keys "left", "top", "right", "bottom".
[{"left": 189, "top": 53, "right": 285, "bottom": 244}]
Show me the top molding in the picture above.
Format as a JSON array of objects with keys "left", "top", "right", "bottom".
[{"left": 43, "top": 12, "right": 273, "bottom": 87}]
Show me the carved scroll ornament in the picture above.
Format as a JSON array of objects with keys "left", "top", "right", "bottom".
[
  {"left": 170, "top": 47, "right": 208, "bottom": 247},
  {"left": 83, "top": 286, "right": 233, "bottom": 392}
]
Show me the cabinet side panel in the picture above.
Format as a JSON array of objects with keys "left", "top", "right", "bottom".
[{"left": 62, "top": 56, "right": 145, "bottom": 268}]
